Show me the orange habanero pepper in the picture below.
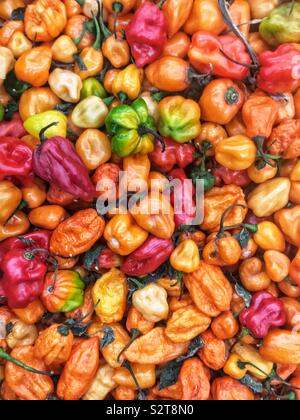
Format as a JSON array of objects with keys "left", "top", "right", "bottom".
[
  {"left": 184, "top": 0, "right": 226, "bottom": 35},
  {"left": 15, "top": 46, "right": 53, "bottom": 88},
  {"left": 162, "top": 0, "right": 193, "bottom": 39}
]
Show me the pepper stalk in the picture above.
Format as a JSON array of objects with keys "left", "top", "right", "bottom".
[{"left": 0, "top": 348, "right": 54, "bottom": 376}]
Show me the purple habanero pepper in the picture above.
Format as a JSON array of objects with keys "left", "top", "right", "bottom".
[
  {"left": 239, "top": 291, "right": 287, "bottom": 338},
  {"left": 121, "top": 235, "right": 174, "bottom": 276},
  {"left": 125, "top": 0, "right": 167, "bottom": 68},
  {"left": 32, "top": 123, "right": 96, "bottom": 201}
]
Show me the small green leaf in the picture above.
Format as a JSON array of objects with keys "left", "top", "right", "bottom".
[
  {"left": 83, "top": 245, "right": 104, "bottom": 271},
  {"left": 235, "top": 283, "right": 252, "bottom": 308},
  {"left": 100, "top": 327, "right": 115, "bottom": 349}
]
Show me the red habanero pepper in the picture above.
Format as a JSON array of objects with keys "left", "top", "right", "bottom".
[
  {"left": 125, "top": 0, "right": 167, "bottom": 68},
  {"left": 121, "top": 235, "right": 174, "bottom": 276},
  {"left": 239, "top": 291, "right": 286, "bottom": 338},
  {"left": 188, "top": 32, "right": 251, "bottom": 81},
  {"left": 169, "top": 168, "right": 196, "bottom": 227},
  {"left": 257, "top": 44, "right": 300, "bottom": 94},
  {"left": 0, "top": 113, "right": 26, "bottom": 138},
  {"left": 85, "top": 247, "right": 122, "bottom": 273},
  {"left": 0, "top": 230, "right": 52, "bottom": 266},
  {"left": 212, "top": 164, "right": 251, "bottom": 187},
  {"left": 1, "top": 248, "right": 48, "bottom": 308},
  {"left": 149, "top": 138, "right": 195, "bottom": 173},
  {"left": 0, "top": 136, "right": 33, "bottom": 182},
  {"left": 32, "top": 125, "right": 96, "bottom": 201}
]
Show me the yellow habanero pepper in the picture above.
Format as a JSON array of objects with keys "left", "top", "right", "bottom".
[
  {"left": 51, "top": 35, "right": 78, "bottom": 64},
  {"left": 247, "top": 178, "right": 291, "bottom": 218},
  {"left": 253, "top": 221, "right": 286, "bottom": 252},
  {"left": 75, "top": 47, "right": 104, "bottom": 80},
  {"left": 7, "top": 31, "right": 32, "bottom": 59},
  {"left": 19, "top": 87, "right": 61, "bottom": 122},
  {"left": 215, "top": 135, "right": 257, "bottom": 171},
  {"left": 224, "top": 343, "right": 274, "bottom": 381},
  {"left": 15, "top": 46, "right": 52, "bottom": 88},
  {"left": 24, "top": 110, "right": 67, "bottom": 140},
  {"left": 71, "top": 96, "right": 108, "bottom": 128},
  {"left": 48, "top": 69, "right": 83, "bottom": 103},
  {"left": 104, "top": 214, "right": 148, "bottom": 256},
  {"left": 112, "top": 64, "right": 143, "bottom": 101},
  {"left": 170, "top": 240, "right": 201, "bottom": 273},
  {"left": 92, "top": 268, "right": 128, "bottom": 323},
  {"left": 75, "top": 129, "right": 111, "bottom": 170},
  {"left": 0, "top": 46, "right": 15, "bottom": 87}
]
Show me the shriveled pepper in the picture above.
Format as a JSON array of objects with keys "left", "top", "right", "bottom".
[
  {"left": 259, "top": 2, "right": 300, "bottom": 46},
  {"left": 240, "top": 291, "right": 286, "bottom": 339},
  {"left": 121, "top": 235, "right": 174, "bottom": 276},
  {"left": 105, "top": 98, "right": 161, "bottom": 157},
  {"left": 188, "top": 32, "right": 251, "bottom": 81},
  {"left": 41, "top": 270, "right": 85, "bottom": 313},
  {"left": 111, "top": 64, "right": 143, "bottom": 101},
  {"left": 57, "top": 337, "right": 99, "bottom": 400},
  {"left": 32, "top": 127, "right": 96, "bottom": 201},
  {"left": 257, "top": 44, "right": 300, "bottom": 94},
  {"left": 92, "top": 268, "right": 128, "bottom": 323},
  {"left": 50, "top": 209, "right": 105, "bottom": 257},
  {"left": 1, "top": 248, "right": 47, "bottom": 308},
  {"left": 125, "top": 0, "right": 167, "bottom": 68},
  {"left": 267, "top": 119, "right": 300, "bottom": 159},
  {"left": 149, "top": 137, "right": 195, "bottom": 173},
  {"left": 158, "top": 96, "right": 201, "bottom": 143}
]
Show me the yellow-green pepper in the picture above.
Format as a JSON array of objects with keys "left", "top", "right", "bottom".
[{"left": 24, "top": 110, "right": 67, "bottom": 140}]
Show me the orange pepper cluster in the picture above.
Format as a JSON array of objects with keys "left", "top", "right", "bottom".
[{"left": 0, "top": 0, "right": 300, "bottom": 402}]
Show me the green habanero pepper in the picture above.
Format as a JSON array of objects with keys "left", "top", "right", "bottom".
[
  {"left": 105, "top": 98, "right": 165, "bottom": 157},
  {"left": 4, "top": 70, "right": 31, "bottom": 98},
  {"left": 259, "top": 1, "right": 300, "bottom": 46},
  {"left": 158, "top": 96, "right": 202, "bottom": 144},
  {"left": 80, "top": 77, "right": 107, "bottom": 100}
]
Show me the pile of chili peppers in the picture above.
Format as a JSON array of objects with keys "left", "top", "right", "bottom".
[{"left": 0, "top": 0, "right": 300, "bottom": 402}]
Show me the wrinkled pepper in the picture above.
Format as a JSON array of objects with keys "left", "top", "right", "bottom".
[
  {"left": 0, "top": 136, "right": 33, "bottom": 183},
  {"left": 126, "top": 0, "right": 167, "bottom": 68},
  {"left": 239, "top": 291, "right": 286, "bottom": 338},
  {"left": 32, "top": 125, "right": 96, "bottom": 201}
]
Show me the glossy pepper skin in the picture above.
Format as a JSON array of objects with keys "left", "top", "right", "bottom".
[
  {"left": 162, "top": 0, "right": 193, "bottom": 39},
  {"left": 0, "top": 229, "right": 51, "bottom": 266},
  {"left": 125, "top": 0, "right": 167, "bottom": 68},
  {"left": 239, "top": 291, "right": 286, "bottom": 339},
  {"left": 33, "top": 135, "right": 96, "bottom": 201},
  {"left": 41, "top": 270, "right": 85, "bottom": 313},
  {"left": 0, "top": 136, "right": 33, "bottom": 183},
  {"left": 158, "top": 96, "right": 202, "bottom": 143},
  {"left": 259, "top": 2, "right": 300, "bottom": 46},
  {"left": 121, "top": 235, "right": 174, "bottom": 276},
  {"left": 1, "top": 249, "right": 47, "bottom": 308},
  {"left": 257, "top": 44, "right": 300, "bottom": 94},
  {"left": 188, "top": 32, "right": 251, "bottom": 81},
  {"left": 149, "top": 137, "right": 195, "bottom": 173},
  {"left": 105, "top": 98, "right": 157, "bottom": 157}
]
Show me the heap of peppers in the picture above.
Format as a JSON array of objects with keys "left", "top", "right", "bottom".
[{"left": 0, "top": 0, "right": 300, "bottom": 402}]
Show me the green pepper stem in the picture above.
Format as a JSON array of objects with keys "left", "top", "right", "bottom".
[
  {"left": 225, "top": 87, "right": 240, "bottom": 105},
  {"left": 217, "top": 204, "right": 247, "bottom": 238},
  {"left": 117, "top": 329, "right": 141, "bottom": 363},
  {"left": 103, "top": 96, "right": 115, "bottom": 107},
  {"left": 78, "top": 299, "right": 100, "bottom": 323},
  {"left": 289, "top": 0, "right": 296, "bottom": 16},
  {"left": 254, "top": 136, "right": 281, "bottom": 168},
  {"left": 0, "top": 348, "right": 53, "bottom": 376},
  {"left": 113, "top": 2, "right": 124, "bottom": 38},
  {"left": 138, "top": 125, "right": 166, "bottom": 152},
  {"left": 118, "top": 92, "right": 128, "bottom": 103},
  {"left": 98, "top": 1, "right": 112, "bottom": 39},
  {"left": 91, "top": 11, "right": 102, "bottom": 50},
  {"left": 157, "top": 0, "right": 166, "bottom": 8},
  {"left": 123, "top": 361, "right": 146, "bottom": 397},
  {"left": 39, "top": 122, "right": 58, "bottom": 143}
]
